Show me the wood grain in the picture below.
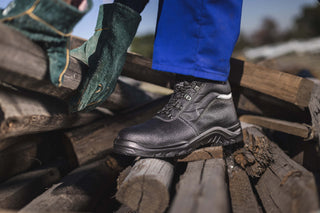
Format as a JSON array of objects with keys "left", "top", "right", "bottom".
[
  {"left": 239, "top": 115, "right": 312, "bottom": 139},
  {"left": 229, "top": 58, "right": 314, "bottom": 107},
  {"left": 1, "top": 23, "right": 315, "bottom": 109},
  {"left": 0, "top": 167, "right": 60, "bottom": 209},
  {"left": 20, "top": 156, "right": 121, "bottom": 212},
  {"left": 177, "top": 146, "right": 223, "bottom": 162},
  {"left": 169, "top": 159, "right": 229, "bottom": 213},
  {"left": 116, "top": 159, "right": 174, "bottom": 213},
  {"left": 255, "top": 142, "right": 319, "bottom": 213},
  {"left": 226, "top": 159, "right": 260, "bottom": 213},
  {"left": 0, "top": 23, "right": 152, "bottom": 112},
  {"left": 0, "top": 87, "right": 100, "bottom": 140}
]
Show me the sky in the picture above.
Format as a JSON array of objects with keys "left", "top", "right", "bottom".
[{"left": 0, "top": 0, "right": 318, "bottom": 39}]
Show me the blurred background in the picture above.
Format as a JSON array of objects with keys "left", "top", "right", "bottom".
[{"left": 1, "top": 0, "right": 319, "bottom": 76}]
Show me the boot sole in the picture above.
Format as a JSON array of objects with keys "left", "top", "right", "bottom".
[{"left": 113, "top": 123, "right": 243, "bottom": 158}]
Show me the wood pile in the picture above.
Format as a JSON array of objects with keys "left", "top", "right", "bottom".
[{"left": 0, "top": 23, "right": 319, "bottom": 213}]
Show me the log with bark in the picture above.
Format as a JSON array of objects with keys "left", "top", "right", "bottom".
[
  {"left": 0, "top": 23, "right": 153, "bottom": 112},
  {"left": 0, "top": 86, "right": 100, "bottom": 140},
  {"left": 0, "top": 132, "right": 67, "bottom": 183},
  {"left": 232, "top": 123, "right": 319, "bottom": 212},
  {"left": 0, "top": 136, "right": 48, "bottom": 182},
  {"left": 0, "top": 166, "right": 60, "bottom": 210},
  {"left": 116, "top": 159, "right": 174, "bottom": 213},
  {"left": 169, "top": 159, "right": 229, "bottom": 213},
  {"left": 255, "top": 141, "right": 319, "bottom": 213},
  {"left": 19, "top": 155, "right": 122, "bottom": 212}
]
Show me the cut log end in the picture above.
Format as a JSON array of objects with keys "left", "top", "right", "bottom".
[
  {"left": 116, "top": 159, "right": 174, "bottom": 213},
  {"left": 116, "top": 178, "right": 170, "bottom": 213}
]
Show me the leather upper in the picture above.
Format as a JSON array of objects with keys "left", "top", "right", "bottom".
[{"left": 116, "top": 80, "right": 239, "bottom": 149}]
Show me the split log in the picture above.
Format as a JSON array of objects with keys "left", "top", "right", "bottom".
[
  {"left": 20, "top": 156, "right": 122, "bottom": 212},
  {"left": 63, "top": 96, "right": 169, "bottom": 167},
  {"left": 169, "top": 159, "right": 228, "bottom": 213},
  {"left": 233, "top": 123, "right": 273, "bottom": 178},
  {"left": 0, "top": 167, "right": 60, "bottom": 209},
  {"left": 308, "top": 78, "right": 320, "bottom": 148},
  {"left": 0, "top": 23, "right": 153, "bottom": 112},
  {"left": 116, "top": 159, "right": 174, "bottom": 213},
  {"left": 255, "top": 142, "right": 319, "bottom": 212},
  {"left": 0, "top": 87, "right": 100, "bottom": 140},
  {"left": 239, "top": 115, "right": 313, "bottom": 139},
  {"left": 226, "top": 158, "right": 260, "bottom": 213}
]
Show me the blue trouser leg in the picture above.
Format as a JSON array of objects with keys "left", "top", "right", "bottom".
[{"left": 152, "top": 0, "right": 243, "bottom": 82}]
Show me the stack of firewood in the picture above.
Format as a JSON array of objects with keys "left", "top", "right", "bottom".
[{"left": 0, "top": 22, "right": 319, "bottom": 213}]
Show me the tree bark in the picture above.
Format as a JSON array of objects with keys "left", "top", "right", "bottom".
[
  {"left": 255, "top": 142, "right": 319, "bottom": 213},
  {"left": 0, "top": 87, "right": 100, "bottom": 140},
  {"left": 0, "top": 167, "right": 60, "bottom": 209},
  {"left": 0, "top": 23, "right": 153, "bottom": 112},
  {"left": 20, "top": 156, "right": 122, "bottom": 212}
]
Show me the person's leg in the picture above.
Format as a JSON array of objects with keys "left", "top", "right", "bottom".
[
  {"left": 69, "top": 0, "right": 149, "bottom": 112},
  {"left": 153, "top": 0, "right": 242, "bottom": 81},
  {"left": 114, "top": 0, "right": 243, "bottom": 158}
]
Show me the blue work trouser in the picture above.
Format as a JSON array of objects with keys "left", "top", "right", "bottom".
[{"left": 152, "top": 0, "right": 243, "bottom": 82}]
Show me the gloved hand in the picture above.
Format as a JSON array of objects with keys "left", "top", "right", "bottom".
[
  {"left": 69, "top": 3, "right": 141, "bottom": 112},
  {"left": 0, "top": 0, "right": 92, "bottom": 86}
]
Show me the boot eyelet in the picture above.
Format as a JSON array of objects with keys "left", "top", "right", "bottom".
[
  {"left": 194, "top": 85, "right": 200, "bottom": 91},
  {"left": 184, "top": 94, "right": 192, "bottom": 101}
]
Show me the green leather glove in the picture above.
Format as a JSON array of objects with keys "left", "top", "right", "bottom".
[
  {"left": 69, "top": 3, "right": 141, "bottom": 112},
  {"left": 0, "top": 0, "right": 92, "bottom": 86}
]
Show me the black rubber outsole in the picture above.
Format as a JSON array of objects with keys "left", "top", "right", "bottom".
[{"left": 113, "top": 123, "right": 243, "bottom": 158}]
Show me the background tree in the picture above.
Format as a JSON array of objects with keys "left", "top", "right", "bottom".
[
  {"left": 291, "top": 4, "right": 320, "bottom": 39},
  {"left": 250, "top": 18, "right": 280, "bottom": 46}
]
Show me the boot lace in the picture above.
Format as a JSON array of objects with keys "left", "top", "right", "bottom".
[{"left": 157, "top": 81, "right": 201, "bottom": 119}]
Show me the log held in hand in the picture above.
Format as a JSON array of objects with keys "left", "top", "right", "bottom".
[{"left": 0, "top": 23, "right": 153, "bottom": 112}]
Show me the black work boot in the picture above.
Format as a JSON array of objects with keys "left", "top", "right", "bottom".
[{"left": 113, "top": 78, "right": 242, "bottom": 158}]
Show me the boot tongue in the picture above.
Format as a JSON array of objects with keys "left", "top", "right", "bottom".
[{"left": 157, "top": 81, "right": 197, "bottom": 119}]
